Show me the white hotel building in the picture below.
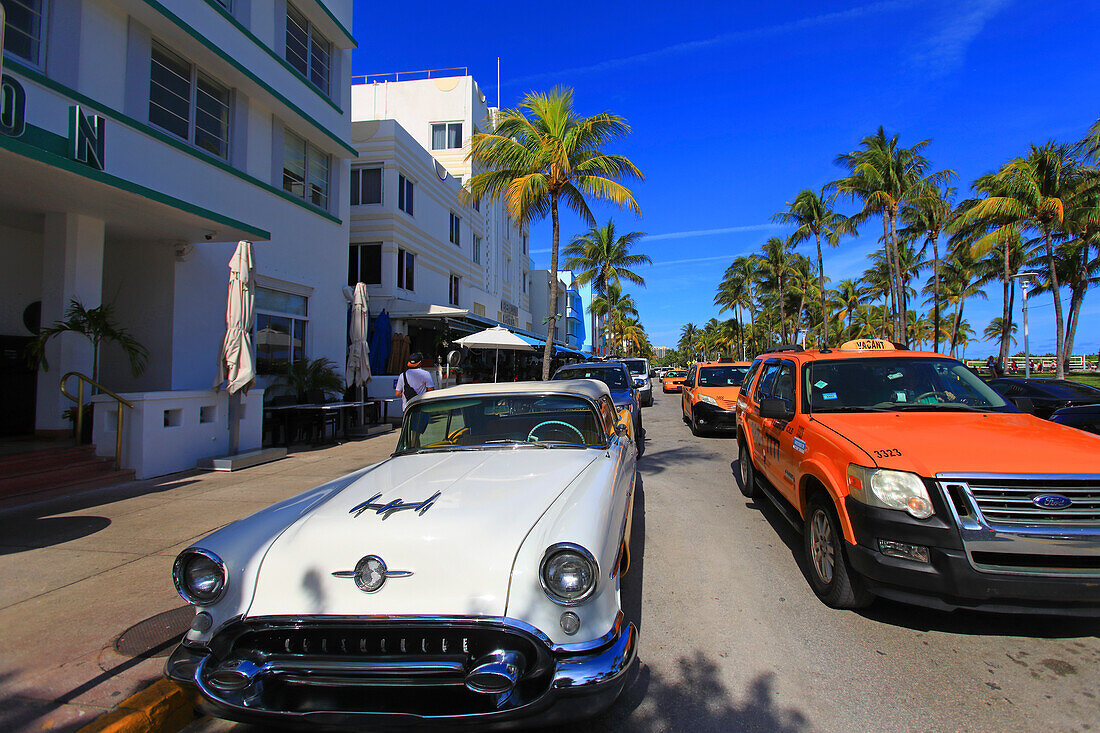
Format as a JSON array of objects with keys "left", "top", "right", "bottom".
[{"left": 0, "top": 0, "right": 355, "bottom": 476}]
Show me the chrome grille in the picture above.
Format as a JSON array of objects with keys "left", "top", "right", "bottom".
[{"left": 957, "top": 477, "right": 1100, "bottom": 526}]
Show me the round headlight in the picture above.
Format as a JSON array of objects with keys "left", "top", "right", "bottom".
[
  {"left": 540, "top": 544, "right": 598, "bottom": 605},
  {"left": 173, "top": 549, "right": 227, "bottom": 605}
]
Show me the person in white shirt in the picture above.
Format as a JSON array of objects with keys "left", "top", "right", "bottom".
[{"left": 395, "top": 352, "right": 435, "bottom": 410}]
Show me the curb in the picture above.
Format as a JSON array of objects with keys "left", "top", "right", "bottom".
[{"left": 77, "top": 679, "right": 198, "bottom": 733}]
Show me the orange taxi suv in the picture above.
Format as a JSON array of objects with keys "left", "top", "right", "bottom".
[
  {"left": 662, "top": 368, "right": 688, "bottom": 393},
  {"left": 736, "top": 340, "right": 1100, "bottom": 615},
  {"left": 681, "top": 361, "right": 753, "bottom": 436}
]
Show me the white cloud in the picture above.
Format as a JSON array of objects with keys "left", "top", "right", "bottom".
[
  {"left": 506, "top": 0, "right": 914, "bottom": 87},
  {"left": 909, "top": 0, "right": 1011, "bottom": 78},
  {"left": 644, "top": 223, "right": 782, "bottom": 242}
]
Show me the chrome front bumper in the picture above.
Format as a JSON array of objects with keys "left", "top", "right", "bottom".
[{"left": 166, "top": 616, "right": 637, "bottom": 729}]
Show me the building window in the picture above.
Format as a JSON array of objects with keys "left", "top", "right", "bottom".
[
  {"left": 431, "top": 122, "right": 462, "bottom": 150},
  {"left": 397, "top": 174, "right": 414, "bottom": 215},
  {"left": 397, "top": 248, "right": 415, "bottom": 291},
  {"left": 285, "top": 2, "right": 331, "bottom": 95},
  {"left": 348, "top": 243, "right": 382, "bottom": 286},
  {"left": 255, "top": 286, "right": 308, "bottom": 377},
  {"left": 350, "top": 167, "right": 382, "bottom": 205},
  {"left": 522, "top": 273, "right": 527, "bottom": 293},
  {"left": 283, "top": 129, "right": 329, "bottom": 209},
  {"left": 472, "top": 235, "right": 481, "bottom": 264},
  {"left": 2, "top": 0, "right": 45, "bottom": 65},
  {"left": 472, "top": 302, "right": 486, "bottom": 317},
  {"left": 473, "top": 196, "right": 480, "bottom": 213},
  {"left": 522, "top": 234, "right": 528, "bottom": 255},
  {"left": 449, "top": 212, "right": 461, "bottom": 246},
  {"left": 149, "top": 42, "right": 231, "bottom": 159},
  {"left": 448, "top": 275, "right": 460, "bottom": 306}
]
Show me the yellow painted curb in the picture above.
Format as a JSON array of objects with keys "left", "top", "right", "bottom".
[{"left": 77, "top": 679, "right": 198, "bottom": 733}]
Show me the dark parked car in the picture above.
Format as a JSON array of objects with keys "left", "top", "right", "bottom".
[
  {"left": 987, "top": 378, "right": 1100, "bottom": 419},
  {"left": 1051, "top": 404, "right": 1100, "bottom": 435},
  {"left": 552, "top": 361, "right": 644, "bottom": 456}
]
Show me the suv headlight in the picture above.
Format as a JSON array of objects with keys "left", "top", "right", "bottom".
[
  {"left": 847, "top": 465, "right": 934, "bottom": 519},
  {"left": 698, "top": 394, "right": 718, "bottom": 407},
  {"left": 540, "top": 544, "right": 598, "bottom": 605},
  {"left": 173, "top": 549, "right": 228, "bottom": 605}
]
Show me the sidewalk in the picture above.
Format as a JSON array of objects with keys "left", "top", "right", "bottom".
[{"left": 0, "top": 431, "right": 399, "bottom": 732}]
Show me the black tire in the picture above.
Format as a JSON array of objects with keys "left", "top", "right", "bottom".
[
  {"left": 689, "top": 408, "right": 703, "bottom": 436},
  {"left": 634, "top": 416, "right": 645, "bottom": 457},
  {"left": 737, "top": 440, "right": 756, "bottom": 498},
  {"left": 803, "top": 494, "right": 872, "bottom": 609}
]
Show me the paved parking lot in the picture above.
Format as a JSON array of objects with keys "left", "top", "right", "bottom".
[{"left": 184, "top": 392, "right": 1100, "bottom": 732}]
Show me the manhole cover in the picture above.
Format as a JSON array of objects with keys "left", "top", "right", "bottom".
[{"left": 114, "top": 606, "right": 194, "bottom": 658}]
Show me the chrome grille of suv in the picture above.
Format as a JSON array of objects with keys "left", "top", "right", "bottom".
[{"left": 959, "top": 477, "right": 1100, "bottom": 526}]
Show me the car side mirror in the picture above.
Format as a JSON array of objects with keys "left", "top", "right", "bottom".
[
  {"left": 1011, "top": 396, "right": 1035, "bottom": 414},
  {"left": 759, "top": 397, "right": 795, "bottom": 421},
  {"left": 615, "top": 422, "right": 628, "bottom": 437},
  {"left": 649, "top": 370, "right": 656, "bottom": 377}
]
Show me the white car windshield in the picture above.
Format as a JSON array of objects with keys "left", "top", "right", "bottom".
[
  {"left": 397, "top": 394, "right": 607, "bottom": 452},
  {"left": 806, "top": 357, "right": 1010, "bottom": 412},
  {"left": 622, "top": 359, "right": 647, "bottom": 376}
]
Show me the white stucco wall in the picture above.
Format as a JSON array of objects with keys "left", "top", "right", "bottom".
[{"left": 0, "top": 223, "right": 44, "bottom": 338}]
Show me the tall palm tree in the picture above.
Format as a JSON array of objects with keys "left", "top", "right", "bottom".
[
  {"left": 716, "top": 255, "right": 761, "bottom": 357},
  {"left": 953, "top": 142, "right": 1093, "bottom": 378},
  {"left": 562, "top": 219, "right": 650, "bottom": 356},
  {"left": 773, "top": 188, "right": 850, "bottom": 347},
  {"left": 466, "top": 87, "right": 643, "bottom": 378},
  {"left": 835, "top": 279, "right": 864, "bottom": 342},
  {"left": 758, "top": 236, "right": 797, "bottom": 343},
  {"left": 899, "top": 186, "right": 954, "bottom": 352},
  {"left": 983, "top": 317, "right": 1017, "bottom": 347},
  {"left": 590, "top": 282, "right": 637, "bottom": 357},
  {"left": 939, "top": 247, "right": 987, "bottom": 357},
  {"left": 832, "top": 127, "right": 954, "bottom": 345},
  {"left": 679, "top": 322, "right": 699, "bottom": 360},
  {"left": 1059, "top": 166, "right": 1100, "bottom": 362}
]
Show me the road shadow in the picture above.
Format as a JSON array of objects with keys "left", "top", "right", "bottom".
[
  {"left": 733, "top": 459, "right": 1100, "bottom": 639},
  {"left": 640, "top": 445, "right": 713, "bottom": 475},
  {"left": 550, "top": 661, "right": 809, "bottom": 732},
  {"left": 0, "top": 515, "right": 111, "bottom": 555}
]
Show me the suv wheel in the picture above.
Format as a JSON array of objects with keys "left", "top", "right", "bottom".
[
  {"left": 737, "top": 441, "right": 756, "bottom": 498},
  {"left": 803, "top": 494, "right": 872, "bottom": 609},
  {"left": 689, "top": 409, "right": 703, "bottom": 437}
]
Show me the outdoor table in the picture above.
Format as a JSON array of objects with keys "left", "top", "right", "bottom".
[{"left": 264, "top": 401, "right": 382, "bottom": 446}]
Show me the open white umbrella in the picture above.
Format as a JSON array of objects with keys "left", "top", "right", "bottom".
[
  {"left": 454, "top": 326, "right": 537, "bottom": 382},
  {"left": 346, "top": 282, "right": 371, "bottom": 423},
  {"left": 215, "top": 241, "right": 255, "bottom": 454}
]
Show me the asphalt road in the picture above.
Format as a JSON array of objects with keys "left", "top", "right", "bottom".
[{"left": 185, "top": 391, "right": 1100, "bottom": 733}]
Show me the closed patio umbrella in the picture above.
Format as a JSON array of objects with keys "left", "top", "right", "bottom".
[
  {"left": 346, "top": 283, "right": 371, "bottom": 423},
  {"left": 215, "top": 241, "right": 255, "bottom": 454},
  {"left": 454, "top": 326, "right": 537, "bottom": 382}
]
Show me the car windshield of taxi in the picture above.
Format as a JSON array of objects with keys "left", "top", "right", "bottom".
[
  {"left": 697, "top": 364, "right": 751, "bottom": 388},
  {"left": 665, "top": 369, "right": 686, "bottom": 380},
  {"left": 804, "top": 357, "right": 1013, "bottom": 412},
  {"left": 397, "top": 394, "right": 608, "bottom": 452}
]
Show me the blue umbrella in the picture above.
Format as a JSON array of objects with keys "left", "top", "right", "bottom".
[{"left": 369, "top": 310, "right": 391, "bottom": 375}]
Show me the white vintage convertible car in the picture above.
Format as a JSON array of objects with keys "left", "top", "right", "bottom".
[{"left": 166, "top": 379, "right": 638, "bottom": 728}]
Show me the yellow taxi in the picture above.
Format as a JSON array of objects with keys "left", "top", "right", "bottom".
[
  {"left": 661, "top": 368, "right": 688, "bottom": 393},
  {"left": 736, "top": 339, "right": 1100, "bottom": 614},
  {"left": 681, "top": 360, "right": 753, "bottom": 436}
]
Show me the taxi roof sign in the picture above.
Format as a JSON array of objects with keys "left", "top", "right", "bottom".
[{"left": 839, "top": 339, "right": 896, "bottom": 352}]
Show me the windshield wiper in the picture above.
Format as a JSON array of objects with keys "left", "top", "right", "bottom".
[
  {"left": 892, "top": 403, "right": 983, "bottom": 412},
  {"left": 482, "top": 439, "right": 550, "bottom": 447},
  {"left": 815, "top": 406, "right": 893, "bottom": 413}
]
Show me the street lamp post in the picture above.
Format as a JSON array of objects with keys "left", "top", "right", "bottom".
[{"left": 1012, "top": 272, "right": 1038, "bottom": 378}]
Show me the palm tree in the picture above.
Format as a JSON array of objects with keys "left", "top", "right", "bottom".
[
  {"left": 953, "top": 142, "right": 1094, "bottom": 378},
  {"left": 466, "top": 87, "right": 643, "bottom": 378},
  {"left": 899, "top": 186, "right": 954, "bottom": 352},
  {"left": 983, "top": 317, "right": 1017, "bottom": 348},
  {"left": 939, "top": 248, "right": 987, "bottom": 357},
  {"left": 715, "top": 255, "right": 761, "bottom": 358},
  {"left": 758, "top": 237, "right": 797, "bottom": 343},
  {"left": 29, "top": 299, "right": 149, "bottom": 383},
  {"left": 773, "top": 188, "right": 850, "bottom": 347},
  {"left": 835, "top": 279, "right": 864, "bottom": 342},
  {"left": 562, "top": 219, "right": 650, "bottom": 356},
  {"left": 679, "top": 322, "right": 699, "bottom": 360},
  {"left": 591, "top": 282, "right": 637, "bottom": 357},
  {"left": 1059, "top": 165, "right": 1100, "bottom": 362},
  {"left": 832, "top": 126, "right": 953, "bottom": 345}
]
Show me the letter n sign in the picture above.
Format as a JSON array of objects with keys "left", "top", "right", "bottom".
[{"left": 69, "top": 105, "right": 105, "bottom": 170}]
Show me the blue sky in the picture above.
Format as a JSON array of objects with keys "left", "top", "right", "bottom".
[{"left": 351, "top": 0, "right": 1100, "bottom": 358}]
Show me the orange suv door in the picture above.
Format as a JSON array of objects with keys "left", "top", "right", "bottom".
[{"left": 681, "top": 365, "right": 697, "bottom": 420}]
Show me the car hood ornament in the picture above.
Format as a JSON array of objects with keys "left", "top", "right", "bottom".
[
  {"left": 350, "top": 491, "right": 441, "bottom": 519},
  {"left": 332, "top": 555, "right": 413, "bottom": 593}
]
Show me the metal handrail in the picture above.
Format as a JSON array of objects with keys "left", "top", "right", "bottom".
[
  {"left": 60, "top": 372, "right": 135, "bottom": 470},
  {"left": 351, "top": 67, "right": 468, "bottom": 85}
]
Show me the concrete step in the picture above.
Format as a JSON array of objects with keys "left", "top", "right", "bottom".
[
  {"left": 0, "top": 468, "right": 137, "bottom": 505},
  {"left": 0, "top": 460, "right": 119, "bottom": 497},
  {"left": 1, "top": 452, "right": 114, "bottom": 480}
]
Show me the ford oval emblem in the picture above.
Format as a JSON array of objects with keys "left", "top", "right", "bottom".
[{"left": 1033, "top": 494, "right": 1073, "bottom": 510}]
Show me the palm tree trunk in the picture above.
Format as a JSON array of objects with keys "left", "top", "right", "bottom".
[
  {"left": 932, "top": 235, "right": 941, "bottom": 353},
  {"left": 1063, "top": 238, "right": 1090, "bottom": 366},
  {"left": 815, "top": 231, "right": 828, "bottom": 348},
  {"left": 998, "top": 236, "right": 1011, "bottom": 371},
  {"left": 880, "top": 214, "right": 897, "bottom": 339},
  {"left": 1045, "top": 230, "right": 1065, "bottom": 379},
  {"left": 888, "top": 208, "right": 908, "bottom": 345},
  {"left": 542, "top": 198, "right": 560, "bottom": 380},
  {"left": 778, "top": 276, "right": 787, "bottom": 344}
]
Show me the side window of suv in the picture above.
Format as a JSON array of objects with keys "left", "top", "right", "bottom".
[
  {"left": 772, "top": 362, "right": 796, "bottom": 405},
  {"left": 755, "top": 362, "right": 781, "bottom": 400},
  {"left": 742, "top": 359, "right": 763, "bottom": 392}
]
